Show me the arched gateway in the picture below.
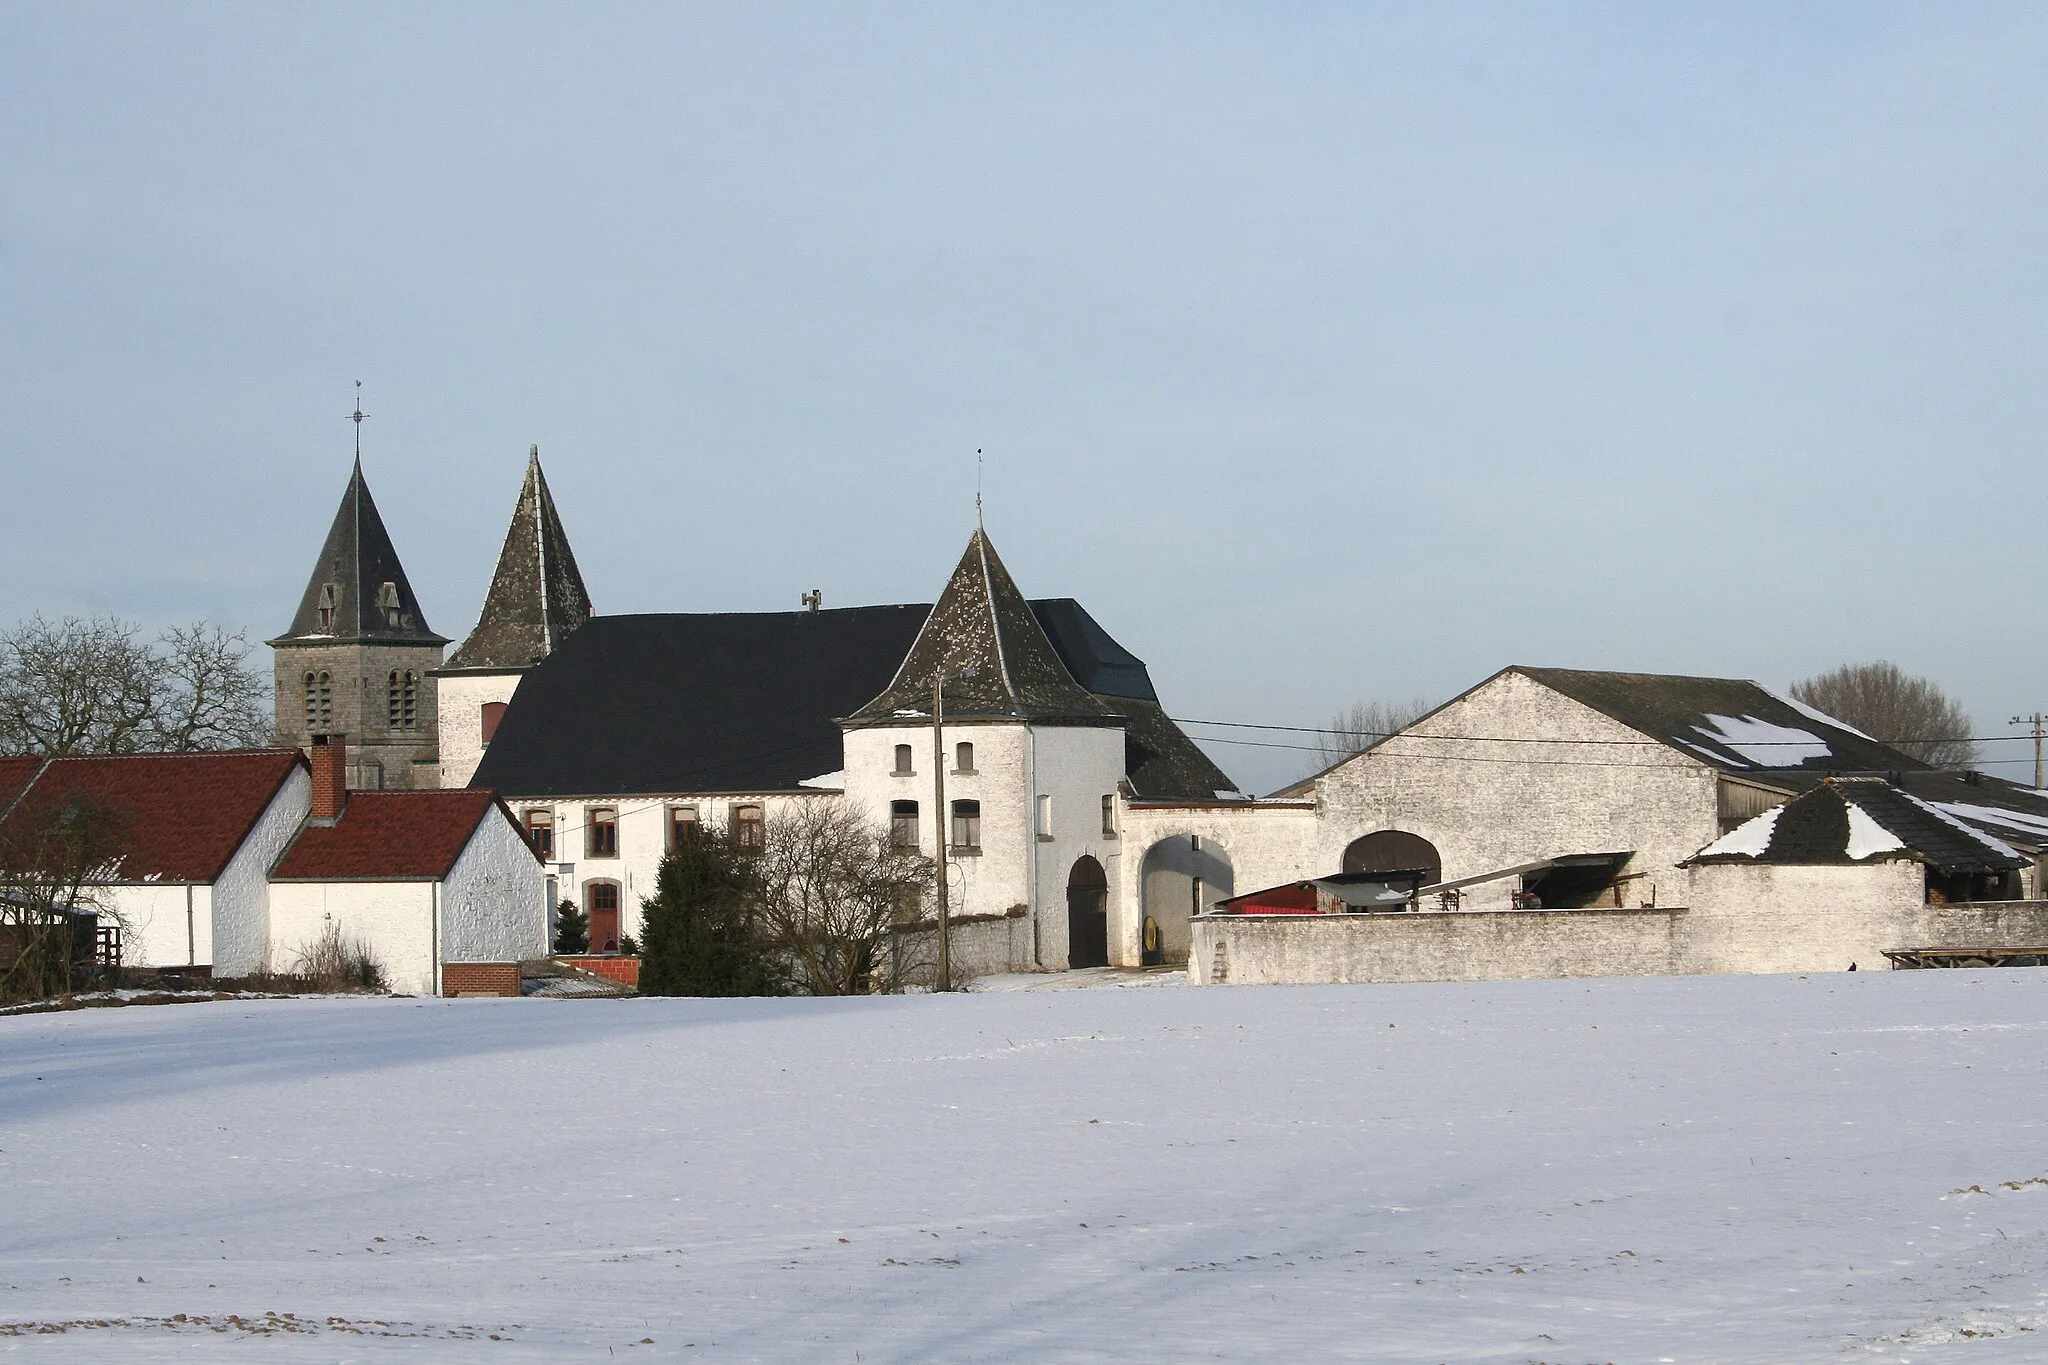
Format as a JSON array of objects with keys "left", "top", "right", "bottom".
[
  {"left": 1066, "top": 856, "right": 1109, "bottom": 968},
  {"left": 1342, "top": 830, "right": 1441, "bottom": 885}
]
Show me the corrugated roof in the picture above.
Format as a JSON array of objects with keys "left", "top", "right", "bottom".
[
  {"left": 0, "top": 750, "right": 306, "bottom": 883},
  {"left": 273, "top": 789, "right": 520, "bottom": 880}
]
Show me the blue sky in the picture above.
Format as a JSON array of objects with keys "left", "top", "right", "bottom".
[{"left": 4, "top": 4, "right": 2043, "bottom": 791}]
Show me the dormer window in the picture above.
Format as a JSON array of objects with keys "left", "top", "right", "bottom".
[
  {"left": 378, "top": 581, "right": 401, "bottom": 627},
  {"left": 316, "top": 583, "right": 337, "bottom": 632}
]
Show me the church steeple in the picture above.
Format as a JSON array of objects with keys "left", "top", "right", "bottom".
[
  {"left": 272, "top": 460, "right": 447, "bottom": 646},
  {"left": 443, "top": 446, "right": 593, "bottom": 672},
  {"left": 852, "top": 527, "right": 1112, "bottom": 722}
]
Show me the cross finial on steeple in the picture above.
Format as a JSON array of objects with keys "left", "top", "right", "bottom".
[
  {"left": 349, "top": 381, "right": 368, "bottom": 464},
  {"left": 976, "top": 448, "right": 984, "bottom": 530}
]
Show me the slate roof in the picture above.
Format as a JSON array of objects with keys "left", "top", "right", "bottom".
[
  {"left": 272, "top": 461, "right": 448, "bottom": 646},
  {"left": 1687, "top": 779, "right": 2024, "bottom": 874},
  {"left": 470, "top": 598, "right": 1235, "bottom": 800},
  {"left": 0, "top": 750, "right": 307, "bottom": 883},
  {"left": 272, "top": 789, "right": 523, "bottom": 881},
  {"left": 1515, "top": 667, "right": 1925, "bottom": 775},
  {"left": 441, "top": 448, "right": 593, "bottom": 672},
  {"left": 850, "top": 531, "right": 1114, "bottom": 724}
]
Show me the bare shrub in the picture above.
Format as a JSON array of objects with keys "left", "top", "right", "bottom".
[
  {"left": 0, "top": 615, "right": 270, "bottom": 755},
  {"left": 289, "top": 923, "right": 387, "bottom": 993},
  {"left": 1315, "top": 696, "right": 1438, "bottom": 768},
  {"left": 754, "top": 802, "right": 934, "bottom": 995}
]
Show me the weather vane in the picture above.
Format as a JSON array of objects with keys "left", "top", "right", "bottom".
[
  {"left": 976, "top": 447, "right": 984, "bottom": 528},
  {"left": 348, "top": 380, "right": 367, "bottom": 461}
]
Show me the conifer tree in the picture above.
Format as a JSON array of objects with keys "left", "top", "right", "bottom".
[
  {"left": 638, "top": 827, "right": 785, "bottom": 996},
  {"left": 552, "top": 898, "right": 589, "bottom": 955}
]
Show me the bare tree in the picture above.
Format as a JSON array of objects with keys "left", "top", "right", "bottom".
[
  {"left": 1790, "top": 661, "right": 1978, "bottom": 768},
  {"left": 0, "top": 616, "right": 270, "bottom": 755},
  {"left": 752, "top": 801, "right": 933, "bottom": 995},
  {"left": 1315, "top": 695, "right": 1437, "bottom": 768},
  {"left": 0, "top": 793, "right": 127, "bottom": 1003}
]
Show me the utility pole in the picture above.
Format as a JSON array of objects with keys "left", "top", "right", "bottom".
[
  {"left": 2014, "top": 713, "right": 2046, "bottom": 790},
  {"left": 933, "top": 673, "right": 951, "bottom": 992}
]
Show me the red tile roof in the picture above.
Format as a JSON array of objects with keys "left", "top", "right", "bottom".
[
  {"left": 272, "top": 789, "right": 528, "bottom": 881},
  {"left": 0, "top": 750, "right": 307, "bottom": 883},
  {"left": 0, "top": 757, "right": 46, "bottom": 814}
]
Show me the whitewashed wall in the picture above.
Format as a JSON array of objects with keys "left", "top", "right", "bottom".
[
  {"left": 268, "top": 881, "right": 437, "bottom": 995},
  {"left": 441, "top": 808, "right": 548, "bottom": 964},
  {"left": 102, "top": 884, "right": 211, "bottom": 969},
  {"left": 1312, "top": 672, "right": 1718, "bottom": 908},
  {"left": 211, "top": 767, "right": 313, "bottom": 975},
  {"left": 1024, "top": 723, "right": 1126, "bottom": 969},
  {"left": 1118, "top": 802, "right": 1319, "bottom": 968},
  {"left": 435, "top": 672, "right": 522, "bottom": 790}
]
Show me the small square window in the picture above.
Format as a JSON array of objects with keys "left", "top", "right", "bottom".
[
  {"left": 893, "top": 744, "right": 914, "bottom": 776},
  {"left": 954, "top": 741, "right": 975, "bottom": 773}
]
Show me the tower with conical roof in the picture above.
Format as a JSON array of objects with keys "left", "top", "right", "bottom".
[
  {"left": 842, "top": 527, "right": 1128, "bottom": 970},
  {"left": 270, "top": 458, "right": 449, "bottom": 790},
  {"left": 433, "top": 447, "right": 594, "bottom": 788}
]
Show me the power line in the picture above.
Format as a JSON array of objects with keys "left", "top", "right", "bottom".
[{"left": 1170, "top": 715, "right": 2036, "bottom": 749}]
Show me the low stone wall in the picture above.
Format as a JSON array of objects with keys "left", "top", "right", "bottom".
[
  {"left": 1192, "top": 907, "right": 1686, "bottom": 986},
  {"left": 886, "top": 907, "right": 1031, "bottom": 987}
]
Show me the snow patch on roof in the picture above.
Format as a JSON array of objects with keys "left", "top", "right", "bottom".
[
  {"left": 1767, "top": 688, "right": 1878, "bottom": 742},
  {"left": 1929, "top": 800, "right": 2048, "bottom": 844},
  {"left": 1843, "top": 804, "right": 1906, "bottom": 860},
  {"left": 1695, "top": 805, "right": 1783, "bottom": 859},
  {"left": 799, "top": 770, "right": 845, "bottom": 791},
  {"left": 1900, "top": 793, "right": 2023, "bottom": 861},
  {"left": 1691, "top": 715, "right": 1832, "bottom": 768}
]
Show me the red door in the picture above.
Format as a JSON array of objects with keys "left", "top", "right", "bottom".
[{"left": 588, "top": 884, "right": 621, "bottom": 953}]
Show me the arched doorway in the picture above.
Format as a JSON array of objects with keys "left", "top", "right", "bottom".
[
  {"left": 1139, "top": 835, "right": 1235, "bottom": 967},
  {"left": 1341, "top": 830, "right": 1441, "bottom": 885},
  {"left": 1066, "top": 856, "right": 1109, "bottom": 969}
]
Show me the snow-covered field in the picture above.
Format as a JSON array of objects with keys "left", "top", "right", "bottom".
[{"left": 5, "top": 970, "right": 2048, "bottom": 1362}]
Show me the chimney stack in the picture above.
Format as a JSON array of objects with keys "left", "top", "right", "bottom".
[{"left": 310, "top": 734, "right": 348, "bottom": 821}]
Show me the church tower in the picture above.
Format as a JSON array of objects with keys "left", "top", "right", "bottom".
[
  {"left": 433, "top": 446, "right": 592, "bottom": 789},
  {"left": 270, "top": 458, "right": 449, "bottom": 789},
  {"left": 842, "top": 527, "right": 1128, "bottom": 970}
]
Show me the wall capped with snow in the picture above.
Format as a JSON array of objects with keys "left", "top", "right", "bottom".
[{"left": 441, "top": 809, "right": 547, "bottom": 965}]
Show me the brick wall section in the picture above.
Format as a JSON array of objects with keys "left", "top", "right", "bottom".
[
  {"left": 441, "top": 961, "right": 520, "bottom": 997},
  {"left": 557, "top": 955, "right": 640, "bottom": 987}
]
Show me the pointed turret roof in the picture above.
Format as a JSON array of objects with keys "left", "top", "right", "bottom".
[
  {"left": 272, "top": 461, "right": 446, "bottom": 646},
  {"left": 850, "top": 529, "right": 1116, "bottom": 723},
  {"left": 443, "top": 447, "right": 593, "bottom": 672}
]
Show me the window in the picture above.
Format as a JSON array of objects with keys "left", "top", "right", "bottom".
[
  {"left": 734, "top": 804, "right": 765, "bottom": 852},
  {"left": 1036, "top": 793, "right": 1053, "bottom": 840},
  {"left": 524, "top": 809, "right": 554, "bottom": 860},
  {"left": 378, "top": 580, "right": 401, "bottom": 627},
  {"left": 480, "top": 701, "right": 508, "bottom": 745},
  {"left": 586, "top": 806, "right": 618, "bottom": 858},
  {"left": 890, "top": 799, "right": 920, "bottom": 850},
  {"left": 304, "top": 671, "right": 333, "bottom": 732},
  {"left": 666, "top": 804, "right": 699, "bottom": 852},
  {"left": 893, "top": 744, "right": 914, "bottom": 776},
  {"left": 1102, "top": 794, "right": 1117, "bottom": 838},
  {"left": 951, "top": 799, "right": 981, "bottom": 851},
  {"left": 316, "top": 582, "right": 337, "bottom": 632},
  {"left": 387, "top": 670, "right": 419, "bottom": 729},
  {"left": 955, "top": 741, "right": 975, "bottom": 773}
]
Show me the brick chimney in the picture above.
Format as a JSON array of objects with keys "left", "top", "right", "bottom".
[{"left": 310, "top": 734, "right": 348, "bottom": 821}]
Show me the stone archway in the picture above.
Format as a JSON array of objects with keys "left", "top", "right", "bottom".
[
  {"left": 1341, "top": 830, "right": 1441, "bottom": 885},
  {"left": 1066, "top": 856, "right": 1109, "bottom": 969},
  {"left": 1139, "top": 835, "right": 1235, "bottom": 967}
]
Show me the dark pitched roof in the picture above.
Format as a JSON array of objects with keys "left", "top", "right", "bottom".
[
  {"left": 442, "top": 448, "right": 593, "bottom": 672},
  {"left": 1029, "top": 599, "right": 1156, "bottom": 702},
  {"left": 850, "top": 531, "right": 1113, "bottom": 724},
  {"left": 0, "top": 750, "right": 307, "bottom": 883},
  {"left": 272, "top": 461, "right": 448, "bottom": 646},
  {"left": 1687, "top": 779, "right": 2024, "bottom": 874},
  {"left": 472, "top": 607, "right": 931, "bottom": 798},
  {"left": 273, "top": 789, "right": 522, "bottom": 880},
  {"left": 469, "top": 598, "right": 1234, "bottom": 800},
  {"left": 1515, "top": 667, "right": 1924, "bottom": 776}
]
